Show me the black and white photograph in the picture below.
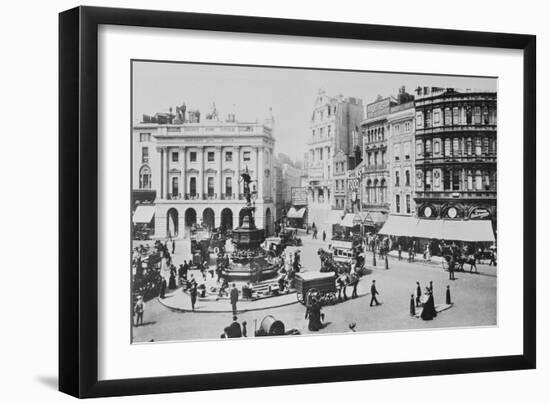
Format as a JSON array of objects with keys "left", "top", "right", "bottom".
[{"left": 131, "top": 60, "right": 498, "bottom": 343}]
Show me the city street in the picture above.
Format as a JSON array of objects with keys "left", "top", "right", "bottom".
[{"left": 132, "top": 233, "right": 497, "bottom": 343}]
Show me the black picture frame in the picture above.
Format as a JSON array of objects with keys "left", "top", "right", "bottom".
[{"left": 59, "top": 6, "right": 536, "bottom": 398}]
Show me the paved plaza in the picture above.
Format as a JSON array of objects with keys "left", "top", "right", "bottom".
[{"left": 132, "top": 232, "right": 497, "bottom": 343}]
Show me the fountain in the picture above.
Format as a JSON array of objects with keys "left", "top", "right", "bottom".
[{"left": 221, "top": 168, "right": 280, "bottom": 282}]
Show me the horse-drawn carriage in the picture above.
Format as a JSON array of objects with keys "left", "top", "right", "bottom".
[
  {"left": 440, "top": 243, "right": 478, "bottom": 272},
  {"left": 295, "top": 271, "right": 337, "bottom": 306}
]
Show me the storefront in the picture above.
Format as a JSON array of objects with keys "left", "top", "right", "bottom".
[
  {"left": 286, "top": 206, "right": 307, "bottom": 229},
  {"left": 378, "top": 215, "right": 495, "bottom": 255},
  {"left": 132, "top": 204, "right": 156, "bottom": 240}
]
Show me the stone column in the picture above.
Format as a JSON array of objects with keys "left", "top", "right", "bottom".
[
  {"left": 217, "top": 146, "right": 223, "bottom": 198},
  {"left": 197, "top": 146, "right": 204, "bottom": 199},
  {"left": 159, "top": 147, "right": 164, "bottom": 199},
  {"left": 180, "top": 146, "right": 186, "bottom": 197},
  {"left": 234, "top": 146, "right": 241, "bottom": 198},
  {"left": 165, "top": 146, "right": 170, "bottom": 198}
]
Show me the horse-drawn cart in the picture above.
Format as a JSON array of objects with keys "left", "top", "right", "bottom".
[{"left": 295, "top": 271, "right": 337, "bottom": 306}]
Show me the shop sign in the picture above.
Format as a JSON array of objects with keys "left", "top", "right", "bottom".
[
  {"left": 291, "top": 187, "right": 308, "bottom": 206},
  {"left": 470, "top": 208, "right": 491, "bottom": 220}
]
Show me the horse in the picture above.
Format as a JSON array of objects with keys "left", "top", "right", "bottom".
[{"left": 456, "top": 254, "right": 478, "bottom": 272}]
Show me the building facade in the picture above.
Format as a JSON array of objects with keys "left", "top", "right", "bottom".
[
  {"left": 387, "top": 92, "right": 416, "bottom": 216},
  {"left": 305, "top": 89, "right": 363, "bottom": 228},
  {"left": 360, "top": 97, "right": 396, "bottom": 213},
  {"left": 413, "top": 87, "right": 497, "bottom": 224},
  {"left": 133, "top": 116, "right": 276, "bottom": 238}
]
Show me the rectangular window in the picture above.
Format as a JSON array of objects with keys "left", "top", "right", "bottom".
[
  {"left": 190, "top": 151, "right": 197, "bottom": 162},
  {"left": 444, "top": 108, "right": 452, "bottom": 126},
  {"left": 225, "top": 151, "right": 233, "bottom": 162},
  {"left": 453, "top": 138, "right": 460, "bottom": 157},
  {"left": 207, "top": 177, "right": 215, "bottom": 196},
  {"left": 243, "top": 151, "right": 251, "bottom": 162},
  {"left": 172, "top": 151, "right": 179, "bottom": 162},
  {"left": 319, "top": 148, "right": 323, "bottom": 161},
  {"left": 395, "top": 195, "right": 400, "bottom": 213},
  {"left": 139, "top": 133, "right": 151, "bottom": 142},
  {"left": 189, "top": 177, "right": 196, "bottom": 196},
  {"left": 452, "top": 170, "right": 460, "bottom": 191},
  {"left": 433, "top": 110, "right": 440, "bottom": 125},
  {"left": 453, "top": 107, "right": 460, "bottom": 124},
  {"left": 225, "top": 177, "right": 232, "bottom": 196},
  {"left": 207, "top": 151, "right": 215, "bottom": 162},
  {"left": 434, "top": 140, "right": 441, "bottom": 155},
  {"left": 405, "top": 170, "right": 410, "bottom": 187},
  {"left": 395, "top": 170, "right": 400, "bottom": 187},
  {"left": 406, "top": 194, "right": 411, "bottom": 214},
  {"left": 443, "top": 169, "right": 451, "bottom": 190},
  {"left": 328, "top": 125, "right": 332, "bottom": 137},
  {"left": 416, "top": 112, "right": 424, "bottom": 128},
  {"left": 425, "top": 170, "right": 432, "bottom": 190},
  {"left": 416, "top": 142, "right": 423, "bottom": 157},
  {"left": 426, "top": 110, "right": 432, "bottom": 127},
  {"left": 142, "top": 147, "right": 149, "bottom": 163},
  {"left": 474, "top": 107, "right": 481, "bottom": 124}
]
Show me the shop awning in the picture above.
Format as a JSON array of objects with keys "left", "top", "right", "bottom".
[
  {"left": 287, "top": 207, "right": 306, "bottom": 219},
  {"left": 378, "top": 215, "right": 417, "bottom": 237},
  {"left": 132, "top": 205, "right": 155, "bottom": 223},
  {"left": 378, "top": 215, "right": 495, "bottom": 242},
  {"left": 341, "top": 213, "right": 358, "bottom": 228},
  {"left": 442, "top": 220, "right": 495, "bottom": 242},
  {"left": 325, "top": 210, "right": 344, "bottom": 225},
  {"left": 415, "top": 218, "right": 444, "bottom": 239}
]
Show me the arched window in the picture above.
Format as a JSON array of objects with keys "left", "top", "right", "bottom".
[
  {"left": 373, "top": 179, "right": 379, "bottom": 203},
  {"left": 380, "top": 179, "right": 386, "bottom": 203},
  {"left": 366, "top": 179, "right": 372, "bottom": 203},
  {"left": 139, "top": 166, "right": 151, "bottom": 189}
]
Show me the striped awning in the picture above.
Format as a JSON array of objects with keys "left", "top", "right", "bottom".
[{"left": 132, "top": 205, "right": 155, "bottom": 223}]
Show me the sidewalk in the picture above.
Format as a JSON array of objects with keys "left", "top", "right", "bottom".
[{"left": 158, "top": 286, "right": 299, "bottom": 313}]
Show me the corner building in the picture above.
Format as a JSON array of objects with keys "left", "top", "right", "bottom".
[
  {"left": 413, "top": 88, "right": 497, "bottom": 225},
  {"left": 133, "top": 119, "right": 275, "bottom": 238}
]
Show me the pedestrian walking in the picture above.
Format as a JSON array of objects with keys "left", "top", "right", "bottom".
[
  {"left": 370, "top": 280, "right": 380, "bottom": 306},
  {"left": 159, "top": 277, "right": 167, "bottom": 299},
  {"left": 416, "top": 281, "right": 422, "bottom": 307},
  {"left": 398, "top": 244, "right": 402, "bottom": 261},
  {"left": 410, "top": 294, "right": 416, "bottom": 316},
  {"left": 230, "top": 283, "right": 239, "bottom": 314},
  {"left": 322, "top": 230, "right": 326, "bottom": 242},
  {"left": 446, "top": 285, "right": 452, "bottom": 305},
  {"left": 134, "top": 296, "right": 144, "bottom": 326},
  {"left": 242, "top": 320, "right": 248, "bottom": 337},
  {"left": 449, "top": 258, "right": 455, "bottom": 281},
  {"left": 189, "top": 283, "right": 197, "bottom": 311}
]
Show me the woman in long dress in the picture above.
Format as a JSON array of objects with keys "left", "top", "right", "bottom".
[
  {"left": 308, "top": 298, "right": 322, "bottom": 331},
  {"left": 421, "top": 292, "right": 437, "bottom": 320}
]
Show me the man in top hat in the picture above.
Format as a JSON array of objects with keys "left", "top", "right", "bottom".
[{"left": 230, "top": 283, "right": 239, "bottom": 315}]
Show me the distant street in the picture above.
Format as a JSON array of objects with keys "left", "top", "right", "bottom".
[{"left": 132, "top": 232, "right": 497, "bottom": 343}]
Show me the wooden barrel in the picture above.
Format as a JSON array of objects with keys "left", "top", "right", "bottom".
[{"left": 259, "top": 315, "right": 285, "bottom": 336}]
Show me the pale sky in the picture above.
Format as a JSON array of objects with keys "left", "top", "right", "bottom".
[{"left": 133, "top": 61, "right": 496, "bottom": 161}]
